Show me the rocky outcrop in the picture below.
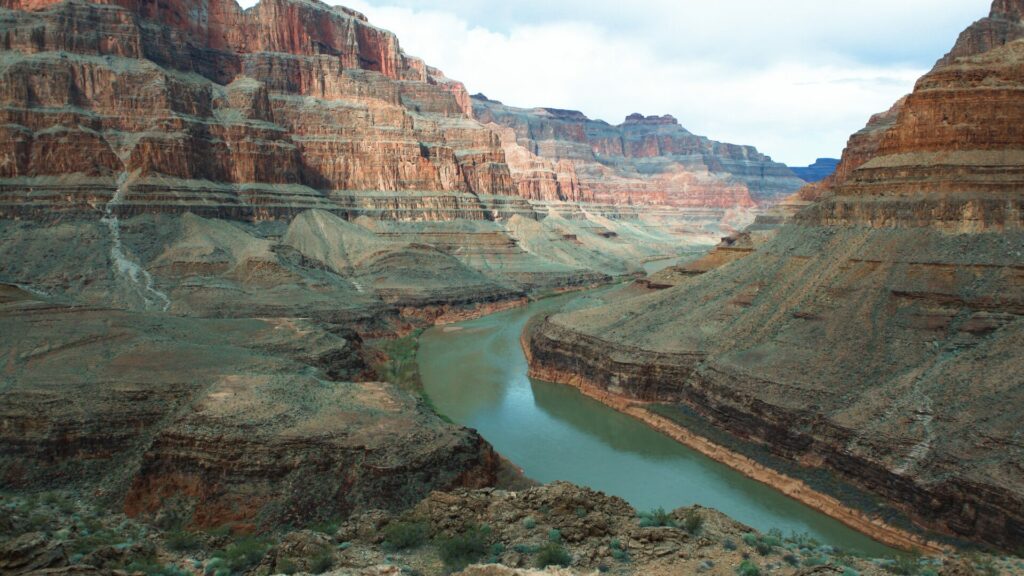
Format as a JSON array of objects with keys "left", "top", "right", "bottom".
[
  {"left": 473, "top": 97, "right": 805, "bottom": 208},
  {"left": 791, "top": 158, "right": 839, "bottom": 183},
  {"left": 526, "top": 0, "right": 1024, "bottom": 551},
  {"left": 0, "top": 0, "right": 520, "bottom": 221},
  {"left": 938, "top": 0, "right": 1024, "bottom": 66},
  {"left": 0, "top": 290, "right": 497, "bottom": 528}
]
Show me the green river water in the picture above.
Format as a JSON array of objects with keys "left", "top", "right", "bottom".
[{"left": 418, "top": 287, "right": 896, "bottom": 557}]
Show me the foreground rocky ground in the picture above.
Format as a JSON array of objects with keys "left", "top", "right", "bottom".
[{"left": 4, "top": 482, "right": 1020, "bottom": 576}]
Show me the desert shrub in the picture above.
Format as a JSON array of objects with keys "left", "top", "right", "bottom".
[
  {"left": 683, "top": 509, "right": 704, "bottom": 534},
  {"left": 547, "top": 529, "right": 562, "bottom": 543},
  {"left": 512, "top": 543, "right": 537, "bottom": 554},
  {"left": 165, "top": 528, "right": 202, "bottom": 552},
  {"left": 803, "top": 555, "right": 830, "bottom": 567},
  {"left": 737, "top": 559, "right": 761, "bottom": 576},
  {"left": 522, "top": 516, "right": 537, "bottom": 529},
  {"left": 723, "top": 538, "right": 737, "bottom": 551},
  {"left": 609, "top": 538, "right": 629, "bottom": 562},
  {"left": 535, "top": 542, "right": 572, "bottom": 568},
  {"left": 575, "top": 506, "right": 588, "bottom": 518},
  {"left": 886, "top": 554, "right": 922, "bottom": 575},
  {"left": 274, "top": 558, "right": 299, "bottom": 575},
  {"left": 842, "top": 569, "right": 860, "bottom": 576},
  {"left": 742, "top": 533, "right": 758, "bottom": 547},
  {"left": 383, "top": 520, "right": 430, "bottom": 551},
  {"left": 782, "top": 553, "right": 800, "bottom": 566},
  {"left": 786, "top": 531, "right": 820, "bottom": 550},
  {"left": 309, "top": 518, "right": 341, "bottom": 536},
  {"left": 437, "top": 525, "right": 491, "bottom": 572},
  {"left": 309, "top": 553, "right": 334, "bottom": 574},
  {"left": 638, "top": 507, "right": 677, "bottom": 528},
  {"left": 755, "top": 539, "right": 775, "bottom": 556},
  {"left": 212, "top": 536, "right": 270, "bottom": 574}
]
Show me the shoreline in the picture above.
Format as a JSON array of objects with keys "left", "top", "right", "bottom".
[{"left": 519, "top": 328, "right": 947, "bottom": 555}]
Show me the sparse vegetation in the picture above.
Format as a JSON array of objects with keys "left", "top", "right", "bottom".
[
  {"left": 886, "top": 553, "right": 922, "bottom": 575},
  {"left": 535, "top": 542, "right": 572, "bottom": 568},
  {"left": 437, "top": 525, "right": 491, "bottom": 572},
  {"left": 737, "top": 559, "right": 761, "bottom": 576},
  {"left": 638, "top": 507, "right": 677, "bottom": 528},
  {"left": 309, "top": 552, "right": 334, "bottom": 574},
  {"left": 383, "top": 519, "right": 430, "bottom": 551},
  {"left": 165, "top": 528, "right": 202, "bottom": 552},
  {"left": 683, "top": 509, "right": 704, "bottom": 534},
  {"left": 210, "top": 536, "right": 270, "bottom": 575},
  {"left": 522, "top": 516, "right": 537, "bottom": 529}
]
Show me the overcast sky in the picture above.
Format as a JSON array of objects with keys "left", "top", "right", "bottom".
[{"left": 246, "top": 0, "right": 993, "bottom": 166}]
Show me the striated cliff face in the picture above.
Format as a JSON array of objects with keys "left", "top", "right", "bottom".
[
  {"left": 526, "top": 0, "right": 1024, "bottom": 551},
  {"left": 939, "top": 0, "right": 1024, "bottom": 66},
  {"left": 0, "top": 0, "right": 516, "bottom": 221},
  {"left": 473, "top": 96, "right": 805, "bottom": 208}
]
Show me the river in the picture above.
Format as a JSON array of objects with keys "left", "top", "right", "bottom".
[{"left": 418, "top": 287, "right": 896, "bottom": 557}]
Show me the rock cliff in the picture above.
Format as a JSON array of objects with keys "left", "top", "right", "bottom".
[
  {"left": 791, "top": 158, "right": 839, "bottom": 183},
  {"left": 526, "top": 0, "right": 1024, "bottom": 551},
  {"left": 0, "top": 0, "right": 732, "bottom": 533},
  {"left": 473, "top": 96, "right": 805, "bottom": 208}
]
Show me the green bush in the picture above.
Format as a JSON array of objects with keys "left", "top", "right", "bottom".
[
  {"left": 212, "top": 536, "right": 270, "bottom": 574},
  {"left": 547, "top": 529, "right": 562, "bottom": 543},
  {"left": 309, "top": 518, "right": 341, "bottom": 536},
  {"left": 274, "top": 558, "right": 299, "bottom": 575},
  {"left": 803, "top": 555, "right": 829, "bottom": 567},
  {"left": 309, "top": 553, "right": 334, "bottom": 574},
  {"left": 535, "top": 542, "right": 572, "bottom": 568},
  {"left": 886, "top": 554, "right": 922, "bottom": 575},
  {"left": 638, "top": 507, "right": 677, "bottom": 528},
  {"left": 723, "top": 538, "right": 737, "bottom": 551},
  {"left": 737, "top": 559, "right": 761, "bottom": 576},
  {"left": 683, "top": 509, "right": 704, "bottom": 534},
  {"left": 522, "top": 516, "right": 537, "bottom": 530},
  {"left": 382, "top": 520, "right": 430, "bottom": 551},
  {"left": 437, "top": 525, "right": 491, "bottom": 572},
  {"left": 165, "top": 528, "right": 202, "bottom": 552}
]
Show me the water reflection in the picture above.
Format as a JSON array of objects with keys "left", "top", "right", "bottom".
[{"left": 418, "top": 289, "right": 896, "bottom": 556}]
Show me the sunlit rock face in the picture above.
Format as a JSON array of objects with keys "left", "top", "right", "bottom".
[
  {"left": 526, "top": 0, "right": 1024, "bottom": 550},
  {"left": 0, "top": 0, "right": 518, "bottom": 222},
  {"left": 473, "top": 96, "right": 806, "bottom": 209}
]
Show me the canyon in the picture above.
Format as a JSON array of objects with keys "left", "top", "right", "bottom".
[
  {"left": 0, "top": 0, "right": 1020, "bottom": 574},
  {"left": 526, "top": 0, "right": 1024, "bottom": 554},
  {"left": 0, "top": 0, "right": 802, "bottom": 556}
]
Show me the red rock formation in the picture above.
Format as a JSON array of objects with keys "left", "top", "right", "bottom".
[
  {"left": 474, "top": 97, "right": 804, "bottom": 208},
  {"left": 0, "top": 0, "right": 518, "bottom": 221},
  {"left": 938, "top": 0, "right": 1024, "bottom": 66}
]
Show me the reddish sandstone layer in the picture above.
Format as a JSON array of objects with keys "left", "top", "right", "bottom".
[
  {"left": 474, "top": 97, "right": 805, "bottom": 208},
  {"left": 0, "top": 0, "right": 516, "bottom": 221}
]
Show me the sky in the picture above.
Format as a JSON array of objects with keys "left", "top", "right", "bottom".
[{"left": 242, "top": 0, "right": 993, "bottom": 166}]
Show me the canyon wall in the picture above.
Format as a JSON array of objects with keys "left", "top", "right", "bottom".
[
  {"left": 526, "top": 0, "right": 1024, "bottom": 550},
  {"left": 473, "top": 96, "right": 805, "bottom": 208}
]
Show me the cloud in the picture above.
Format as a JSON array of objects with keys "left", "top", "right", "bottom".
[{"left": 239, "top": 0, "right": 993, "bottom": 165}]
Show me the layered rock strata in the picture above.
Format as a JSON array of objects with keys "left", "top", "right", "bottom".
[
  {"left": 0, "top": 286, "right": 496, "bottom": 528},
  {"left": 473, "top": 97, "right": 805, "bottom": 208},
  {"left": 526, "top": 1, "right": 1024, "bottom": 550}
]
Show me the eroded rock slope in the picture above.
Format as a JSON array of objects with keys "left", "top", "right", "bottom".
[{"left": 526, "top": 0, "right": 1024, "bottom": 550}]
